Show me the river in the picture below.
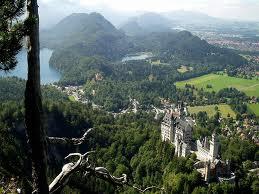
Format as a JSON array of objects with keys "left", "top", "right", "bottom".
[{"left": 0, "top": 48, "right": 61, "bottom": 84}]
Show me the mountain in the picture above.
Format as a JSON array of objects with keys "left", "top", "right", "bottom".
[
  {"left": 42, "top": 12, "right": 246, "bottom": 83},
  {"left": 132, "top": 31, "right": 246, "bottom": 66},
  {"left": 120, "top": 12, "right": 173, "bottom": 36},
  {"left": 163, "top": 11, "right": 224, "bottom": 26},
  {"left": 41, "top": 12, "right": 131, "bottom": 60}
]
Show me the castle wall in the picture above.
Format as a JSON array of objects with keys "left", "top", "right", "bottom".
[
  {"left": 161, "top": 123, "right": 171, "bottom": 142},
  {"left": 196, "top": 140, "right": 210, "bottom": 161}
]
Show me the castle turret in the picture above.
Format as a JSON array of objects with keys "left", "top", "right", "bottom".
[
  {"left": 178, "top": 101, "right": 185, "bottom": 119},
  {"left": 204, "top": 160, "right": 211, "bottom": 182},
  {"left": 209, "top": 132, "right": 219, "bottom": 161}
]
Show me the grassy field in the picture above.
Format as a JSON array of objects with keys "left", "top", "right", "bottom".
[
  {"left": 68, "top": 95, "right": 76, "bottom": 102},
  {"left": 177, "top": 65, "right": 193, "bottom": 73},
  {"left": 175, "top": 73, "right": 259, "bottom": 97},
  {"left": 188, "top": 104, "right": 236, "bottom": 118},
  {"left": 177, "top": 65, "right": 189, "bottom": 73},
  {"left": 248, "top": 104, "right": 259, "bottom": 117}
]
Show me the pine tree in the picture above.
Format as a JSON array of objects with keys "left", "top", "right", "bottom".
[
  {"left": 25, "top": 0, "right": 49, "bottom": 193},
  {"left": 0, "top": 0, "right": 25, "bottom": 70},
  {"left": 0, "top": 1, "right": 49, "bottom": 193}
]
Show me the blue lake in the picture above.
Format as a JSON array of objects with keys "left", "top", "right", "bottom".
[
  {"left": 122, "top": 53, "right": 153, "bottom": 62},
  {"left": 0, "top": 48, "right": 61, "bottom": 84}
]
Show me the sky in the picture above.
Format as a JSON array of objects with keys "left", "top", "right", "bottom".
[{"left": 39, "top": 0, "right": 259, "bottom": 28}]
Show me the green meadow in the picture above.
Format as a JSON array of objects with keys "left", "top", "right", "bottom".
[
  {"left": 68, "top": 95, "right": 76, "bottom": 102},
  {"left": 188, "top": 104, "right": 236, "bottom": 118},
  {"left": 177, "top": 65, "right": 193, "bottom": 73},
  {"left": 175, "top": 73, "right": 259, "bottom": 97},
  {"left": 248, "top": 104, "right": 259, "bottom": 117}
]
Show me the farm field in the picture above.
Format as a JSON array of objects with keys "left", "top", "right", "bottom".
[
  {"left": 187, "top": 104, "right": 236, "bottom": 118},
  {"left": 175, "top": 73, "right": 259, "bottom": 97},
  {"left": 248, "top": 103, "right": 259, "bottom": 117}
]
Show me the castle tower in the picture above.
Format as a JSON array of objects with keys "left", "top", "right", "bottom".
[
  {"left": 204, "top": 160, "right": 211, "bottom": 182},
  {"left": 177, "top": 101, "right": 185, "bottom": 119},
  {"left": 209, "top": 132, "right": 219, "bottom": 161},
  {"left": 161, "top": 110, "right": 175, "bottom": 143}
]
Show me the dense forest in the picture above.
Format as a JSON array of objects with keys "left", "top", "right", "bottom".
[
  {"left": 42, "top": 13, "right": 248, "bottom": 112},
  {"left": 1, "top": 6, "right": 258, "bottom": 193},
  {"left": 0, "top": 95, "right": 258, "bottom": 193}
]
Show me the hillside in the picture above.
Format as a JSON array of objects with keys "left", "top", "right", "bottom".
[
  {"left": 132, "top": 31, "right": 246, "bottom": 67},
  {"left": 41, "top": 12, "right": 132, "bottom": 60},
  {"left": 42, "top": 12, "right": 247, "bottom": 111},
  {"left": 43, "top": 12, "right": 246, "bottom": 74}
]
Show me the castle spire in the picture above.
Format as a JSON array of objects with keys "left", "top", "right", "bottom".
[{"left": 209, "top": 131, "right": 219, "bottom": 161}]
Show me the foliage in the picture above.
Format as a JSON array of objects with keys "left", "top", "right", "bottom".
[
  {"left": 0, "top": 99, "right": 258, "bottom": 193},
  {"left": 0, "top": 0, "right": 25, "bottom": 70},
  {"left": 0, "top": 77, "right": 68, "bottom": 102}
]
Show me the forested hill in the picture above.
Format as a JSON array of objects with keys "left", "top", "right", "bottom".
[
  {"left": 41, "top": 12, "right": 132, "bottom": 60},
  {"left": 132, "top": 31, "right": 246, "bottom": 66},
  {"left": 43, "top": 12, "right": 246, "bottom": 73}
]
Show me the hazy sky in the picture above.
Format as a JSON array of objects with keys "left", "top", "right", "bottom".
[{"left": 39, "top": 0, "right": 259, "bottom": 27}]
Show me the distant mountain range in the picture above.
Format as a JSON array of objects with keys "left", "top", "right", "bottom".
[
  {"left": 119, "top": 11, "right": 228, "bottom": 36},
  {"left": 119, "top": 12, "right": 173, "bottom": 36},
  {"left": 163, "top": 11, "right": 225, "bottom": 25},
  {"left": 41, "top": 12, "right": 246, "bottom": 74},
  {"left": 119, "top": 11, "right": 259, "bottom": 36}
]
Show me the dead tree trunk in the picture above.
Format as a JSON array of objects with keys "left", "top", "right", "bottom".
[{"left": 25, "top": 0, "right": 49, "bottom": 193}]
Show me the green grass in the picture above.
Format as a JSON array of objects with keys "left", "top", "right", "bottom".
[
  {"left": 177, "top": 65, "right": 192, "bottom": 73},
  {"left": 188, "top": 104, "right": 236, "bottom": 118},
  {"left": 68, "top": 95, "right": 76, "bottom": 102},
  {"left": 248, "top": 104, "right": 259, "bottom": 117},
  {"left": 175, "top": 73, "right": 259, "bottom": 97},
  {"left": 149, "top": 59, "right": 170, "bottom": 66},
  {"left": 151, "top": 59, "right": 162, "bottom": 65}
]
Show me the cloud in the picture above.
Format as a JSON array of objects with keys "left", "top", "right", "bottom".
[{"left": 38, "top": 0, "right": 259, "bottom": 26}]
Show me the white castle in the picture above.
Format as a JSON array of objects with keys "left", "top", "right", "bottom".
[
  {"left": 161, "top": 103, "right": 234, "bottom": 182},
  {"left": 161, "top": 103, "right": 219, "bottom": 161}
]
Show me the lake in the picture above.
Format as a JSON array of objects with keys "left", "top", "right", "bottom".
[
  {"left": 122, "top": 52, "right": 153, "bottom": 62},
  {"left": 0, "top": 48, "right": 61, "bottom": 84}
]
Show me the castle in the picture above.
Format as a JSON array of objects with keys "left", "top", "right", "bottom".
[
  {"left": 161, "top": 103, "right": 234, "bottom": 182},
  {"left": 161, "top": 103, "right": 219, "bottom": 160}
]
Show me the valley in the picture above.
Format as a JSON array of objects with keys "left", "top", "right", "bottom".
[{"left": 1, "top": 7, "right": 259, "bottom": 194}]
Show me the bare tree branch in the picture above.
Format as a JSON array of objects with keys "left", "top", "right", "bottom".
[
  {"left": 42, "top": 128, "right": 164, "bottom": 193},
  {"left": 86, "top": 166, "right": 127, "bottom": 186},
  {"left": 47, "top": 128, "right": 93, "bottom": 145},
  {"left": 48, "top": 152, "right": 91, "bottom": 193},
  {"left": 45, "top": 152, "right": 164, "bottom": 194},
  {"left": 131, "top": 185, "right": 164, "bottom": 193}
]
